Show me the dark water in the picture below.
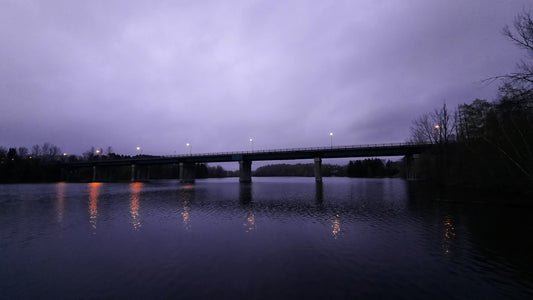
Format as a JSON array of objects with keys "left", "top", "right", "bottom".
[{"left": 1, "top": 177, "right": 532, "bottom": 299}]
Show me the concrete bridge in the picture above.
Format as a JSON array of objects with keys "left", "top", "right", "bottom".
[{"left": 65, "top": 143, "right": 432, "bottom": 183}]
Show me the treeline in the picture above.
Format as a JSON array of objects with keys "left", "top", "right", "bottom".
[
  {"left": 0, "top": 143, "right": 64, "bottom": 182},
  {"left": 253, "top": 163, "right": 346, "bottom": 177},
  {"left": 347, "top": 159, "right": 401, "bottom": 177},
  {"left": 253, "top": 159, "right": 401, "bottom": 178},
  {"left": 409, "top": 11, "right": 533, "bottom": 195},
  {"left": 412, "top": 92, "right": 533, "bottom": 193}
]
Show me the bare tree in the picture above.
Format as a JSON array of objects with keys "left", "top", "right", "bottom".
[
  {"left": 410, "top": 103, "right": 455, "bottom": 144},
  {"left": 83, "top": 146, "right": 96, "bottom": 160},
  {"left": 410, "top": 113, "right": 439, "bottom": 144},
  {"left": 434, "top": 103, "right": 456, "bottom": 143},
  {"left": 17, "top": 147, "right": 29, "bottom": 158},
  {"left": 492, "top": 10, "right": 533, "bottom": 88},
  {"left": 31, "top": 144, "right": 41, "bottom": 157}
]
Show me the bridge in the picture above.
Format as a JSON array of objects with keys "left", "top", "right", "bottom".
[{"left": 65, "top": 142, "right": 432, "bottom": 183}]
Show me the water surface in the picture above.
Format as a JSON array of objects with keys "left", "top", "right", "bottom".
[{"left": 1, "top": 177, "right": 532, "bottom": 299}]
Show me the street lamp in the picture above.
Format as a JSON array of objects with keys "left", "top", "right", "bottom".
[
  {"left": 136, "top": 146, "right": 142, "bottom": 155},
  {"left": 434, "top": 125, "right": 441, "bottom": 143},
  {"left": 250, "top": 138, "right": 254, "bottom": 152},
  {"left": 186, "top": 143, "right": 191, "bottom": 155},
  {"left": 330, "top": 132, "right": 333, "bottom": 148}
]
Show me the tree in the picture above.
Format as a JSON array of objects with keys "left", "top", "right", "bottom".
[
  {"left": 410, "top": 103, "right": 455, "bottom": 144},
  {"left": 494, "top": 10, "right": 533, "bottom": 89},
  {"left": 17, "top": 147, "right": 29, "bottom": 158},
  {"left": 83, "top": 147, "right": 96, "bottom": 160},
  {"left": 457, "top": 99, "right": 493, "bottom": 141},
  {"left": 7, "top": 148, "right": 18, "bottom": 160},
  {"left": 31, "top": 144, "right": 41, "bottom": 157}
]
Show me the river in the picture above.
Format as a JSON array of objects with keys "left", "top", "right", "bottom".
[{"left": 1, "top": 177, "right": 532, "bottom": 299}]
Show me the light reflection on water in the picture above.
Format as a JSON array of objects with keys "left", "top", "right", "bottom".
[
  {"left": 332, "top": 214, "right": 341, "bottom": 239},
  {"left": 0, "top": 177, "right": 532, "bottom": 299},
  {"left": 181, "top": 184, "right": 194, "bottom": 231},
  {"left": 56, "top": 182, "right": 66, "bottom": 224},
  {"left": 88, "top": 182, "right": 102, "bottom": 230},
  {"left": 442, "top": 215, "right": 456, "bottom": 255},
  {"left": 130, "top": 182, "right": 142, "bottom": 230}
]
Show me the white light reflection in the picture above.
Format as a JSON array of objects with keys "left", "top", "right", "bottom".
[
  {"left": 56, "top": 182, "right": 66, "bottom": 224},
  {"left": 181, "top": 184, "right": 194, "bottom": 231}
]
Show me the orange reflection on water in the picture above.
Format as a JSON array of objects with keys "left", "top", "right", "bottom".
[
  {"left": 88, "top": 182, "right": 102, "bottom": 230},
  {"left": 56, "top": 182, "right": 66, "bottom": 223},
  {"left": 442, "top": 215, "right": 456, "bottom": 255},
  {"left": 130, "top": 182, "right": 143, "bottom": 230},
  {"left": 182, "top": 199, "right": 191, "bottom": 231},
  {"left": 332, "top": 214, "right": 341, "bottom": 239},
  {"left": 244, "top": 212, "right": 256, "bottom": 233}
]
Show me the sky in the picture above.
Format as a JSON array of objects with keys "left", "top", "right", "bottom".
[{"left": 1, "top": 0, "right": 531, "bottom": 158}]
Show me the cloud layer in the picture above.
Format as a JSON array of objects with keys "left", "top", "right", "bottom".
[{"left": 0, "top": 0, "right": 530, "bottom": 156}]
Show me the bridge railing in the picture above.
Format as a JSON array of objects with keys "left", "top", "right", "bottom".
[
  {"left": 159, "top": 142, "right": 427, "bottom": 158},
  {"left": 67, "top": 142, "right": 431, "bottom": 164}
]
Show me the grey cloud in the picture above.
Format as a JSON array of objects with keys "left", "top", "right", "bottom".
[{"left": 0, "top": 0, "right": 531, "bottom": 157}]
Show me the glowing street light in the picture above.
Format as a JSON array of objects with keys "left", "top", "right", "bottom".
[
  {"left": 249, "top": 138, "right": 254, "bottom": 152},
  {"left": 434, "top": 125, "right": 442, "bottom": 143},
  {"left": 95, "top": 149, "right": 101, "bottom": 154},
  {"left": 330, "top": 132, "right": 333, "bottom": 148},
  {"left": 186, "top": 143, "right": 191, "bottom": 155},
  {"left": 136, "top": 146, "right": 142, "bottom": 155}
]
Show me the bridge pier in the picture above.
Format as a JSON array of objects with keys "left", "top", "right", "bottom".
[
  {"left": 131, "top": 164, "right": 136, "bottom": 182},
  {"left": 180, "top": 162, "right": 195, "bottom": 183},
  {"left": 131, "top": 164, "right": 150, "bottom": 182},
  {"left": 314, "top": 157, "right": 322, "bottom": 182},
  {"left": 92, "top": 166, "right": 97, "bottom": 182},
  {"left": 239, "top": 160, "right": 252, "bottom": 183},
  {"left": 405, "top": 154, "right": 420, "bottom": 180}
]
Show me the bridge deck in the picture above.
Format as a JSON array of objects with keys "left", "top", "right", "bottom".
[{"left": 67, "top": 143, "right": 432, "bottom": 167}]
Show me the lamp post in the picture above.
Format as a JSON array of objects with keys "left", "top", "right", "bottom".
[
  {"left": 186, "top": 143, "right": 191, "bottom": 155},
  {"left": 330, "top": 132, "right": 333, "bottom": 148},
  {"left": 434, "top": 125, "right": 441, "bottom": 144},
  {"left": 136, "top": 146, "right": 142, "bottom": 155},
  {"left": 250, "top": 138, "right": 254, "bottom": 152}
]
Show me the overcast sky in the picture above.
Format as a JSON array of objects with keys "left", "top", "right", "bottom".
[{"left": 1, "top": 0, "right": 531, "bottom": 157}]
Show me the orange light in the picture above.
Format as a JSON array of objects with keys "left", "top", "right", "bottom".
[
  {"left": 130, "top": 182, "right": 143, "bottom": 229},
  {"left": 88, "top": 182, "right": 102, "bottom": 229}
]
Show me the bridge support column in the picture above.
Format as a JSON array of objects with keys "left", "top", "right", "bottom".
[
  {"left": 314, "top": 157, "right": 322, "bottom": 182},
  {"left": 60, "top": 167, "right": 68, "bottom": 181},
  {"left": 92, "top": 166, "right": 97, "bottom": 182},
  {"left": 180, "top": 162, "right": 195, "bottom": 183},
  {"left": 239, "top": 160, "right": 252, "bottom": 183},
  {"left": 131, "top": 164, "right": 136, "bottom": 182},
  {"left": 405, "top": 154, "right": 420, "bottom": 180}
]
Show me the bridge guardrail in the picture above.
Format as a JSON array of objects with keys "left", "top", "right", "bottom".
[{"left": 68, "top": 142, "right": 431, "bottom": 165}]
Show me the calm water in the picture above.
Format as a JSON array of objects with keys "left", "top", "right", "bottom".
[{"left": 1, "top": 177, "right": 532, "bottom": 299}]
